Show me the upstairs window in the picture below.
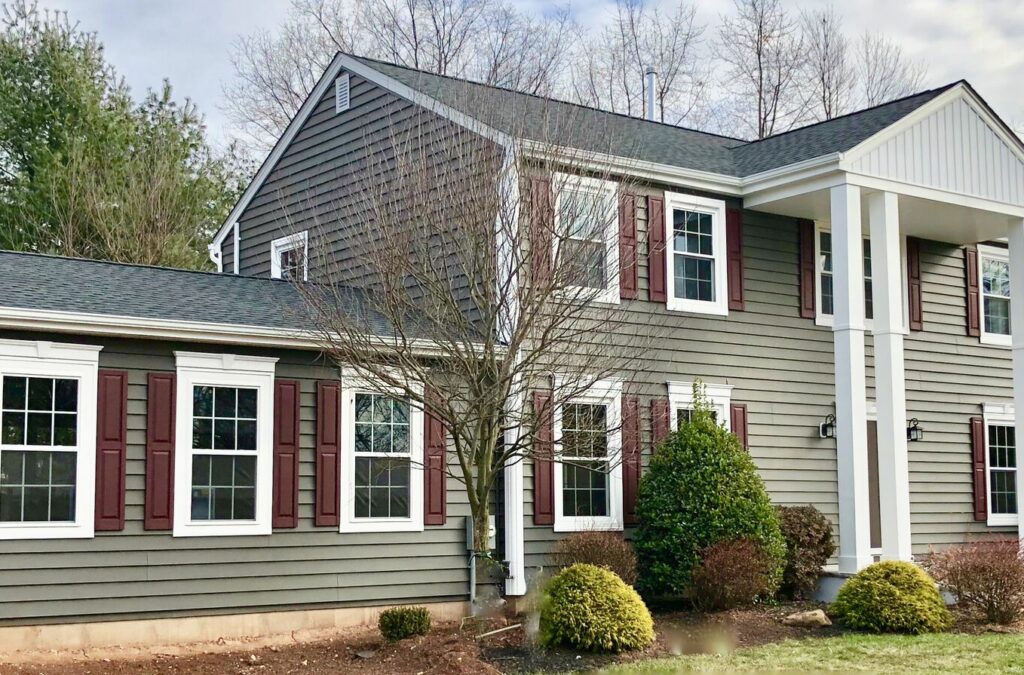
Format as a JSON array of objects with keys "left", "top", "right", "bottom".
[
  {"left": 665, "top": 193, "right": 728, "bottom": 315},
  {"left": 816, "top": 226, "right": 877, "bottom": 326},
  {"left": 553, "top": 173, "right": 619, "bottom": 304},
  {"left": 270, "top": 231, "right": 308, "bottom": 281},
  {"left": 979, "top": 244, "right": 1011, "bottom": 346}
]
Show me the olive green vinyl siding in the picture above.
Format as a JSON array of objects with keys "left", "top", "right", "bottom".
[{"left": 0, "top": 332, "right": 471, "bottom": 624}]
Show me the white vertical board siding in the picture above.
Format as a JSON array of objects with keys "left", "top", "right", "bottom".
[{"left": 849, "top": 97, "right": 1024, "bottom": 206}]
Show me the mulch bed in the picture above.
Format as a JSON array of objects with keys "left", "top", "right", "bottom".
[{"left": 1, "top": 603, "right": 841, "bottom": 675}]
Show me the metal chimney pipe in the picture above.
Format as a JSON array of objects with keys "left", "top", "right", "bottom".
[{"left": 645, "top": 66, "right": 657, "bottom": 121}]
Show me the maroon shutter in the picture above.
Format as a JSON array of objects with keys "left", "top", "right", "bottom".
[
  {"left": 647, "top": 195, "right": 667, "bottom": 302},
  {"left": 531, "top": 177, "right": 553, "bottom": 288},
  {"left": 622, "top": 396, "right": 640, "bottom": 526},
  {"left": 965, "top": 245, "right": 981, "bottom": 337},
  {"left": 315, "top": 380, "right": 341, "bottom": 526},
  {"left": 726, "top": 207, "right": 745, "bottom": 311},
  {"left": 272, "top": 380, "right": 300, "bottom": 528},
  {"left": 970, "top": 416, "right": 987, "bottom": 522},
  {"left": 651, "top": 397, "right": 670, "bottom": 446},
  {"left": 532, "top": 391, "right": 554, "bottom": 526},
  {"left": 730, "top": 403, "right": 749, "bottom": 451},
  {"left": 619, "top": 193, "right": 638, "bottom": 300},
  {"left": 908, "top": 237, "right": 924, "bottom": 331},
  {"left": 424, "top": 391, "right": 447, "bottom": 526},
  {"left": 799, "top": 220, "right": 817, "bottom": 318},
  {"left": 144, "top": 373, "right": 175, "bottom": 530},
  {"left": 95, "top": 370, "right": 128, "bottom": 531}
]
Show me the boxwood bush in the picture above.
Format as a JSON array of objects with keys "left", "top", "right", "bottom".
[
  {"left": 378, "top": 606, "right": 431, "bottom": 641},
  {"left": 540, "top": 563, "right": 655, "bottom": 652},
  {"left": 831, "top": 561, "right": 952, "bottom": 634},
  {"left": 776, "top": 505, "right": 836, "bottom": 599},
  {"left": 634, "top": 385, "right": 785, "bottom": 598}
]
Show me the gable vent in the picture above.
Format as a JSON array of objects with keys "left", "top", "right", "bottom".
[{"left": 335, "top": 72, "right": 351, "bottom": 113}]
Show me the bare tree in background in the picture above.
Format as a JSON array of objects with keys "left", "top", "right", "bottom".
[
  {"left": 716, "top": 0, "right": 807, "bottom": 139},
  {"left": 859, "top": 32, "right": 927, "bottom": 107},
  {"left": 801, "top": 5, "right": 854, "bottom": 121},
  {"left": 570, "top": 0, "right": 709, "bottom": 127},
  {"left": 289, "top": 97, "right": 661, "bottom": 559}
]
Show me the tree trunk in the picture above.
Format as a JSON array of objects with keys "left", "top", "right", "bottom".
[{"left": 472, "top": 500, "right": 492, "bottom": 555}]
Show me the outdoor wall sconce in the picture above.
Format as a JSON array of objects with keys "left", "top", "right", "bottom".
[
  {"left": 907, "top": 418, "right": 924, "bottom": 442},
  {"left": 819, "top": 414, "right": 836, "bottom": 439}
]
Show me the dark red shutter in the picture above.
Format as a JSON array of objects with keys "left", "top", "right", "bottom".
[
  {"left": 799, "top": 220, "right": 816, "bottom": 319},
  {"left": 970, "top": 416, "right": 987, "bottom": 522},
  {"left": 730, "top": 403, "right": 749, "bottom": 451},
  {"left": 965, "top": 245, "right": 981, "bottom": 337},
  {"left": 651, "top": 397, "right": 670, "bottom": 446},
  {"left": 622, "top": 396, "right": 640, "bottom": 526},
  {"left": 908, "top": 237, "right": 924, "bottom": 331},
  {"left": 532, "top": 391, "right": 554, "bottom": 526},
  {"left": 726, "top": 207, "right": 745, "bottom": 311},
  {"left": 95, "top": 370, "right": 128, "bottom": 531},
  {"left": 619, "top": 193, "right": 638, "bottom": 300},
  {"left": 424, "top": 390, "right": 447, "bottom": 526},
  {"left": 272, "top": 380, "right": 300, "bottom": 528},
  {"left": 648, "top": 195, "right": 667, "bottom": 302},
  {"left": 315, "top": 380, "right": 341, "bottom": 527},
  {"left": 144, "top": 373, "right": 175, "bottom": 530},
  {"left": 531, "top": 177, "right": 553, "bottom": 288}
]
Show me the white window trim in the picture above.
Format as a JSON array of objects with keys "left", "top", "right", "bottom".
[
  {"left": 172, "top": 352, "right": 278, "bottom": 537},
  {"left": 0, "top": 339, "right": 101, "bottom": 540},
  {"left": 667, "top": 381, "right": 733, "bottom": 432},
  {"left": 552, "top": 376, "right": 623, "bottom": 533},
  {"left": 664, "top": 192, "right": 728, "bottom": 316},
  {"left": 270, "top": 231, "right": 309, "bottom": 281},
  {"left": 552, "top": 172, "right": 620, "bottom": 305},
  {"left": 338, "top": 369, "right": 424, "bottom": 534},
  {"left": 983, "top": 402, "right": 1017, "bottom": 527},
  {"left": 978, "top": 244, "right": 1012, "bottom": 347}
]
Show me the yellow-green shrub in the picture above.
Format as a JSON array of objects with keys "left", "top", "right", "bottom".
[
  {"left": 539, "top": 563, "right": 655, "bottom": 652},
  {"left": 831, "top": 561, "right": 952, "bottom": 634}
]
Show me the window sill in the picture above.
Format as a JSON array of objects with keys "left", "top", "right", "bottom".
[
  {"left": 980, "top": 332, "right": 1012, "bottom": 347},
  {"left": 339, "top": 518, "right": 425, "bottom": 534},
  {"left": 665, "top": 298, "right": 728, "bottom": 317},
  {"left": 987, "top": 514, "right": 1018, "bottom": 528},
  {"left": 816, "top": 313, "right": 876, "bottom": 331},
  {"left": 553, "top": 516, "right": 622, "bottom": 533},
  {"left": 0, "top": 522, "right": 94, "bottom": 540},
  {"left": 558, "top": 287, "right": 620, "bottom": 306},
  {"left": 173, "top": 520, "right": 272, "bottom": 538}
]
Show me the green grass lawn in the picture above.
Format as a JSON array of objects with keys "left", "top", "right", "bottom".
[{"left": 601, "top": 633, "right": 1024, "bottom": 674}]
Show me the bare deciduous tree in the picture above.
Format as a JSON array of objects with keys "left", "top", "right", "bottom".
[
  {"left": 859, "top": 32, "right": 927, "bottom": 107},
  {"left": 801, "top": 5, "right": 855, "bottom": 121},
  {"left": 716, "top": 0, "right": 807, "bottom": 139}
]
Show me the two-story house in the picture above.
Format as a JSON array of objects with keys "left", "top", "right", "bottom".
[{"left": 0, "top": 52, "right": 1020, "bottom": 650}]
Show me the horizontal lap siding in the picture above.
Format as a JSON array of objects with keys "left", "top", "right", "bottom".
[
  {"left": 221, "top": 235, "right": 234, "bottom": 275},
  {"left": 0, "top": 333, "right": 471, "bottom": 623}
]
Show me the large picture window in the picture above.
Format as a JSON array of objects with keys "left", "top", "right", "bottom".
[
  {"left": 173, "top": 352, "right": 277, "bottom": 537},
  {"left": 664, "top": 192, "right": 728, "bottom": 316},
  {"left": 553, "top": 173, "right": 619, "bottom": 305},
  {"left": 985, "top": 404, "right": 1017, "bottom": 526},
  {"left": 979, "top": 244, "right": 1011, "bottom": 346},
  {"left": 0, "top": 340, "right": 100, "bottom": 539}
]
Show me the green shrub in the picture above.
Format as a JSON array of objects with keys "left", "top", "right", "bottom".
[
  {"left": 777, "top": 505, "right": 836, "bottom": 599},
  {"left": 554, "top": 531, "right": 638, "bottom": 585},
  {"left": 831, "top": 561, "right": 953, "bottom": 634},
  {"left": 378, "top": 606, "right": 431, "bottom": 641},
  {"left": 634, "top": 384, "right": 785, "bottom": 598},
  {"left": 691, "top": 539, "right": 775, "bottom": 611},
  {"left": 540, "top": 563, "right": 655, "bottom": 652}
]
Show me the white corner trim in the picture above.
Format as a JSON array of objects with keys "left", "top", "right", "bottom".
[
  {"left": 233, "top": 222, "right": 240, "bottom": 276},
  {"left": 663, "top": 191, "right": 729, "bottom": 317},
  {"left": 666, "top": 380, "right": 733, "bottom": 432},
  {"left": 270, "top": 230, "right": 309, "bottom": 281}
]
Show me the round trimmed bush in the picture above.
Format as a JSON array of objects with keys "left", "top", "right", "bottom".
[
  {"left": 634, "top": 385, "right": 786, "bottom": 598},
  {"left": 540, "top": 563, "right": 655, "bottom": 652},
  {"left": 831, "top": 561, "right": 952, "bottom": 634},
  {"left": 378, "top": 606, "right": 431, "bottom": 641},
  {"left": 777, "top": 505, "right": 836, "bottom": 599}
]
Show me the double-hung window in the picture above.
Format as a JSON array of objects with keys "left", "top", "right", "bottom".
[
  {"left": 0, "top": 339, "right": 100, "bottom": 539},
  {"left": 340, "top": 373, "right": 423, "bottom": 533},
  {"left": 979, "top": 244, "right": 1011, "bottom": 346},
  {"left": 667, "top": 381, "right": 732, "bottom": 432},
  {"left": 816, "top": 226, "right": 877, "bottom": 326},
  {"left": 553, "top": 173, "right": 619, "bottom": 304},
  {"left": 984, "top": 403, "right": 1017, "bottom": 526},
  {"left": 553, "top": 377, "right": 622, "bottom": 532},
  {"left": 665, "top": 192, "right": 728, "bottom": 315},
  {"left": 270, "top": 231, "right": 308, "bottom": 281},
  {"left": 173, "top": 352, "right": 277, "bottom": 537}
]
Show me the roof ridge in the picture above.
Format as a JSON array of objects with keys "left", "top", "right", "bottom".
[
  {"left": 347, "top": 52, "right": 748, "bottom": 145},
  {"left": 737, "top": 81, "right": 963, "bottom": 149}
]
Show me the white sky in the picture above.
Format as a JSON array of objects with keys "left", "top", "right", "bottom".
[{"left": 32, "top": 0, "right": 1024, "bottom": 148}]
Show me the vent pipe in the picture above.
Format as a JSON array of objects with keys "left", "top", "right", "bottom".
[{"left": 645, "top": 66, "right": 657, "bottom": 121}]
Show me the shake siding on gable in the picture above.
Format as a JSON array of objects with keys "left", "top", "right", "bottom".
[{"left": 0, "top": 332, "right": 471, "bottom": 622}]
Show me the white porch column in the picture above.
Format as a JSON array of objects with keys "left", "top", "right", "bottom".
[
  {"left": 1009, "top": 220, "right": 1024, "bottom": 545},
  {"left": 832, "top": 183, "right": 873, "bottom": 573},
  {"left": 868, "top": 191, "right": 913, "bottom": 561}
]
